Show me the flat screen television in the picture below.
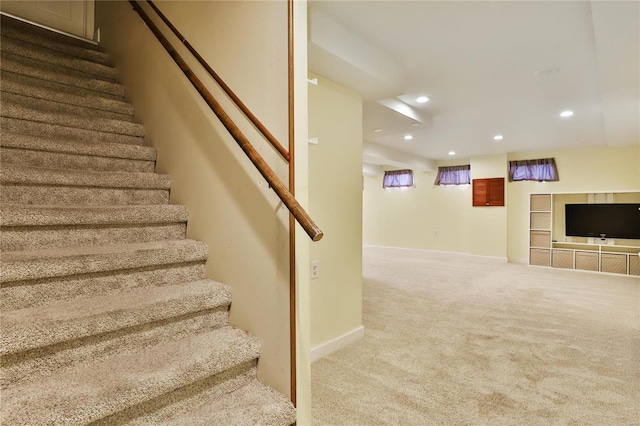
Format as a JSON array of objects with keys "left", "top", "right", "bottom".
[{"left": 565, "top": 203, "right": 640, "bottom": 240}]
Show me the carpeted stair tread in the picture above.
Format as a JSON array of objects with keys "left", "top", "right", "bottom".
[
  {"left": 0, "top": 14, "right": 103, "bottom": 52},
  {"left": 1, "top": 148, "right": 154, "bottom": 173},
  {"left": 1, "top": 64, "right": 123, "bottom": 104},
  {"left": 1, "top": 263, "right": 207, "bottom": 313},
  {"left": 2, "top": 91, "right": 134, "bottom": 125},
  {"left": 1, "top": 102, "right": 145, "bottom": 137},
  {"left": 1, "top": 117, "right": 146, "bottom": 146},
  {"left": 1, "top": 72, "right": 135, "bottom": 116},
  {"left": 1, "top": 52, "right": 125, "bottom": 99},
  {"left": 0, "top": 204, "right": 187, "bottom": 250},
  {"left": 0, "top": 239, "right": 208, "bottom": 283},
  {"left": 0, "top": 163, "right": 169, "bottom": 189},
  {"left": 1, "top": 133, "right": 153, "bottom": 161},
  {"left": 1, "top": 89, "right": 135, "bottom": 123},
  {"left": 0, "top": 21, "right": 110, "bottom": 65},
  {"left": 1, "top": 326, "right": 261, "bottom": 426},
  {"left": 0, "top": 204, "right": 186, "bottom": 226},
  {"left": 1, "top": 279, "right": 232, "bottom": 356},
  {"left": 0, "top": 36, "right": 118, "bottom": 80},
  {"left": 129, "top": 378, "right": 297, "bottom": 426},
  {"left": 1, "top": 133, "right": 155, "bottom": 172}
]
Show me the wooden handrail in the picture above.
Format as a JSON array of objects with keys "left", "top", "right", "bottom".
[
  {"left": 145, "top": 0, "right": 290, "bottom": 163},
  {"left": 130, "top": 0, "right": 323, "bottom": 242}
]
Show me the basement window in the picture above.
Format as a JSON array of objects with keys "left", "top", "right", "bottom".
[
  {"left": 434, "top": 165, "right": 471, "bottom": 185},
  {"left": 383, "top": 169, "right": 414, "bottom": 189},
  {"left": 509, "top": 158, "right": 559, "bottom": 182}
]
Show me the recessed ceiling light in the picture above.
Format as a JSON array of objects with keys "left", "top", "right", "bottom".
[
  {"left": 560, "top": 110, "right": 574, "bottom": 118},
  {"left": 493, "top": 135, "right": 504, "bottom": 140},
  {"left": 448, "top": 151, "right": 456, "bottom": 156},
  {"left": 416, "top": 96, "right": 429, "bottom": 103},
  {"left": 373, "top": 128, "right": 383, "bottom": 132},
  {"left": 404, "top": 135, "right": 414, "bottom": 141}
]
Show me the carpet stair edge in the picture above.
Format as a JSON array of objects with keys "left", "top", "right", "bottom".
[
  {"left": 1, "top": 88, "right": 135, "bottom": 122},
  {"left": 1, "top": 117, "right": 147, "bottom": 146},
  {"left": 1, "top": 327, "right": 261, "bottom": 426},
  {"left": 0, "top": 239, "right": 208, "bottom": 283},
  {"left": 1, "top": 52, "right": 125, "bottom": 99},
  {"left": 0, "top": 279, "right": 232, "bottom": 356},
  {"left": 1, "top": 36, "right": 117, "bottom": 80},
  {"left": 1, "top": 102, "right": 145, "bottom": 137}
]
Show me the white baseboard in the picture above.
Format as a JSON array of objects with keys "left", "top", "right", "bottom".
[
  {"left": 364, "top": 244, "right": 508, "bottom": 262},
  {"left": 509, "top": 258, "right": 528, "bottom": 264},
  {"left": 311, "top": 325, "right": 365, "bottom": 363}
]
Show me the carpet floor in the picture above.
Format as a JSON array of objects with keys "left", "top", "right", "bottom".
[{"left": 311, "top": 246, "right": 639, "bottom": 425}]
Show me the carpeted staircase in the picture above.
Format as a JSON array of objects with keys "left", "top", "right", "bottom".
[{"left": 0, "top": 14, "right": 296, "bottom": 425}]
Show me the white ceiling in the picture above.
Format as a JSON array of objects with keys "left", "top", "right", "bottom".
[{"left": 308, "top": 0, "right": 640, "bottom": 170}]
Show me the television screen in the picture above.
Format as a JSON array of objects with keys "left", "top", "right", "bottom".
[{"left": 565, "top": 203, "right": 640, "bottom": 240}]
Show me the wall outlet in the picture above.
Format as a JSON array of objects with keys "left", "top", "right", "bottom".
[{"left": 311, "top": 261, "right": 320, "bottom": 279}]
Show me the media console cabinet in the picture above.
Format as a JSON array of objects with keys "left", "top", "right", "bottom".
[{"left": 529, "top": 193, "right": 640, "bottom": 276}]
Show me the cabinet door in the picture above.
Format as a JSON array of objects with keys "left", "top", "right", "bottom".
[
  {"left": 601, "top": 253, "right": 627, "bottom": 274},
  {"left": 488, "top": 178, "right": 504, "bottom": 206},
  {"left": 473, "top": 178, "right": 504, "bottom": 206},
  {"left": 472, "top": 179, "right": 488, "bottom": 206}
]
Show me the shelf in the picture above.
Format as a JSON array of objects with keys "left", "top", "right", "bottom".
[
  {"left": 552, "top": 242, "right": 640, "bottom": 254},
  {"left": 528, "top": 192, "right": 640, "bottom": 276}
]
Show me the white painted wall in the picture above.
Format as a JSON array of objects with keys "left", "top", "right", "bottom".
[
  {"left": 95, "top": 2, "right": 311, "bottom": 418},
  {"left": 308, "top": 73, "right": 363, "bottom": 353}
]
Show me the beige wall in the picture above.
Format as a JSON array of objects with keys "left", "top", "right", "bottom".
[
  {"left": 95, "top": 1, "right": 311, "bottom": 414},
  {"left": 469, "top": 154, "right": 508, "bottom": 258},
  {"left": 363, "top": 145, "right": 640, "bottom": 261},
  {"left": 363, "top": 169, "right": 470, "bottom": 253},
  {"left": 308, "top": 73, "right": 363, "bottom": 348},
  {"left": 363, "top": 154, "right": 507, "bottom": 258}
]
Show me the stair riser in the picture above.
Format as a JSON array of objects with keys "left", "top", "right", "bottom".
[
  {"left": 1, "top": 52, "right": 125, "bottom": 99},
  {"left": 1, "top": 262, "right": 206, "bottom": 312},
  {"left": 1, "top": 37, "right": 117, "bottom": 81},
  {"left": 2, "top": 118, "right": 147, "bottom": 146},
  {"left": 2, "top": 103, "right": 145, "bottom": 137},
  {"left": 1, "top": 90, "right": 135, "bottom": 122},
  {"left": 1, "top": 310, "right": 230, "bottom": 390},
  {"left": 0, "top": 26, "right": 110, "bottom": 66},
  {"left": 1, "top": 185, "right": 169, "bottom": 206},
  {"left": 1, "top": 148, "right": 155, "bottom": 173},
  {"left": 1, "top": 223, "right": 186, "bottom": 252}
]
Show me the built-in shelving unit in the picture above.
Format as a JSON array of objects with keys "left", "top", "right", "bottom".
[{"left": 528, "top": 192, "right": 640, "bottom": 276}]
